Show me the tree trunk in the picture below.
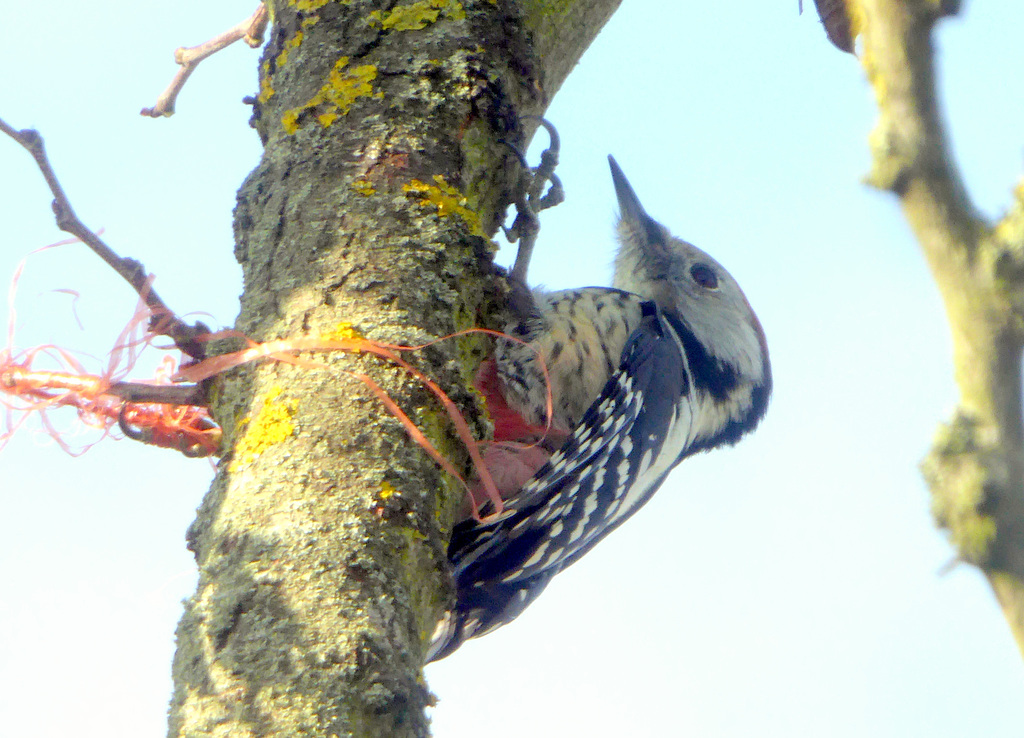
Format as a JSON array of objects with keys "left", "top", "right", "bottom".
[{"left": 167, "top": 1, "right": 621, "bottom": 735}]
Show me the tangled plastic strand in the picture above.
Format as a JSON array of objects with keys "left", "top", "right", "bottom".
[
  {"left": 3, "top": 244, "right": 558, "bottom": 520},
  {"left": 1, "top": 242, "right": 217, "bottom": 456}
]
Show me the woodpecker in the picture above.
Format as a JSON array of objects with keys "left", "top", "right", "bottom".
[{"left": 427, "top": 156, "right": 772, "bottom": 661}]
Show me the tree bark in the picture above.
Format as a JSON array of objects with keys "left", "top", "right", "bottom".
[
  {"left": 852, "top": 0, "right": 1024, "bottom": 658},
  {"left": 167, "top": 1, "right": 621, "bottom": 735}
]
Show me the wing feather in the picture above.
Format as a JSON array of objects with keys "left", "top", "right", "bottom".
[{"left": 429, "top": 302, "right": 695, "bottom": 661}]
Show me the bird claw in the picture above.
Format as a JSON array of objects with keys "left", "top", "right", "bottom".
[{"left": 501, "top": 117, "right": 564, "bottom": 285}]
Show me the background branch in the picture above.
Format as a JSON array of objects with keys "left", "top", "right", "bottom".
[{"left": 855, "top": 0, "right": 1024, "bottom": 657}]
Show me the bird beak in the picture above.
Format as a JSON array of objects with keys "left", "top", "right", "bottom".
[
  {"left": 609, "top": 155, "right": 663, "bottom": 247},
  {"left": 608, "top": 155, "right": 648, "bottom": 222}
]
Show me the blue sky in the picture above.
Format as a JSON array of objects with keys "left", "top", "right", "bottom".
[{"left": 2, "top": 2, "right": 1022, "bottom": 736}]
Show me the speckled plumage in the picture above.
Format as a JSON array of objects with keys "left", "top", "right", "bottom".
[{"left": 494, "top": 287, "right": 645, "bottom": 433}]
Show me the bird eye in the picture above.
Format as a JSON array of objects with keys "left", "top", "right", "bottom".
[{"left": 690, "top": 263, "right": 719, "bottom": 289}]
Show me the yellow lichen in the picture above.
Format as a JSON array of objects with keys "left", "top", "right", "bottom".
[
  {"left": 293, "top": 0, "right": 333, "bottom": 12},
  {"left": 316, "top": 111, "right": 339, "bottom": 127},
  {"left": 379, "top": 480, "right": 398, "bottom": 500},
  {"left": 281, "top": 57, "right": 380, "bottom": 134},
  {"left": 258, "top": 31, "right": 304, "bottom": 104},
  {"left": 281, "top": 110, "right": 301, "bottom": 135},
  {"left": 368, "top": 0, "right": 465, "bottom": 31},
  {"left": 230, "top": 387, "right": 296, "bottom": 470},
  {"left": 351, "top": 178, "right": 377, "bottom": 196},
  {"left": 403, "top": 175, "right": 484, "bottom": 236},
  {"left": 328, "top": 322, "right": 365, "bottom": 341},
  {"left": 276, "top": 31, "right": 304, "bottom": 68},
  {"left": 258, "top": 59, "right": 275, "bottom": 103}
]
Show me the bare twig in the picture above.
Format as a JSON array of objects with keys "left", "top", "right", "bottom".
[
  {"left": 0, "top": 117, "right": 209, "bottom": 359},
  {"left": 106, "top": 380, "right": 207, "bottom": 406},
  {"left": 141, "top": 3, "right": 269, "bottom": 118}
]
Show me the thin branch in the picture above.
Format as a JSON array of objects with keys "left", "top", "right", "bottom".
[
  {"left": 140, "top": 4, "right": 269, "bottom": 118},
  {"left": 0, "top": 117, "right": 209, "bottom": 359},
  {"left": 106, "top": 380, "right": 207, "bottom": 406}
]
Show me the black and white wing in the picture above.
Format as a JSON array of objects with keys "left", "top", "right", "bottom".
[{"left": 428, "top": 301, "right": 698, "bottom": 661}]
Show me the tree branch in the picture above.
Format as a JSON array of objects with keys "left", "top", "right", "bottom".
[
  {"left": 105, "top": 380, "right": 206, "bottom": 406},
  {"left": 0, "top": 118, "right": 210, "bottom": 360},
  {"left": 141, "top": 4, "right": 269, "bottom": 118},
  {"left": 855, "top": 0, "right": 1024, "bottom": 658}
]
